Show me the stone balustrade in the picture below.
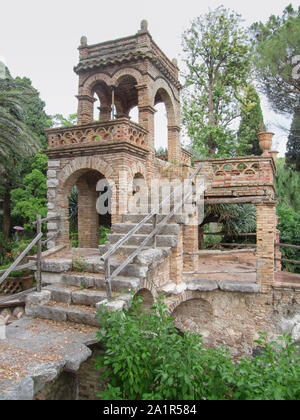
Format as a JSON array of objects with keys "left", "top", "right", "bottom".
[{"left": 47, "top": 118, "right": 148, "bottom": 150}]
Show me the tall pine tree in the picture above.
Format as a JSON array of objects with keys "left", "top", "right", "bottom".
[
  {"left": 286, "top": 106, "right": 300, "bottom": 171},
  {"left": 237, "top": 85, "right": 264, "bottom": 156}
]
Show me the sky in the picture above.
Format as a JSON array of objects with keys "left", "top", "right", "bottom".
[{"left": 1, "top": 0, "right": 299, "bottom": 155}]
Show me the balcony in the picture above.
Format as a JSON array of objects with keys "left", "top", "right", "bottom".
[{"left": 47, "top": 118, "right": 148, "bottom": 150}]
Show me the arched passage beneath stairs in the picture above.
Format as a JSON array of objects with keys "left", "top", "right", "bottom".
[
  {"left": 171, "top": 298, "right": 213, "bottom": 336},
  {"left": 133, "top": 288, "right": 154, "bottom": 312},
  {"left": 59, "top": 168, "right": 113, "bottom": 249}
]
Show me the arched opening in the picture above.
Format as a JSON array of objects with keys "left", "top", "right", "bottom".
[
  {"left": 93, "top": 82, "right": 112, "bottom": 122},
  {"left": 154, "top": 96, "right": 168, "bottom": 158},
  {"left": 115, "top": 75, "right": 138, "bottom": 118},
  {"left": 129, "top": 173, "right": 148, "bottom": 214},
  {"left": 172, "top": 298, "right": 213, "bottom": 336},
  {"left": 64, "top": 169, "right": 111, "bottom": 249},
  {"left": 133, "top": 288, "right": 154, "bottom": 312},
  {"left": 129, "top": 106, "right": 139, "bottom": 124}
]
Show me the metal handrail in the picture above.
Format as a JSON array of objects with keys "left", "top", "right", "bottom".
[
  {"left": 0, "top": 215, "right": 60, "bottom": 292},
  {"left": 101, "top": 163, "right": 203, "bottom": 300}
]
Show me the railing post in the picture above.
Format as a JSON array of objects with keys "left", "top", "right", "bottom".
[
  {"left": 153, "top": 213, "right": 157, "bottom": 248},
  {"left": 105, "top": 256, "right": 112, "bottom": 301},
  {"left": 36, "top": 214, "right": 42, "bottom": 293}
]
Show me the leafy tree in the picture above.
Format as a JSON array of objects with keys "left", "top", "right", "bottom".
[
  {"left": 275, "top": 158, "right": 300, "bottom": 212},
  {"left": 251, "top": 4, "right": 300, "bottom": 114},
  {"left": 51, "top": 113, "right": 77, "bottom": 127},
  {"left": 182, "top": 6, "right": 252, "bottom": 158},
  {"left": 0, "top": 73, "right": 42, "bottom": 238},
  {"left": 14, "top": 77, "right": 51, "bottom": 148},
  {"left": 275, "top": 158, "right": 300, "bottom": 273},
  {"left": 96, "top": 297, "right": 300, "bottom": 400},
  {"left": 277, "top": 204, "right": 300, "bottom": 274},
  {"left": 0, "top": 75, "right": 40, "bottom": 160},
  {"left": 237, "top": 85, "right": 264, "bottom": 156},
  {"left": 286, "top": 106, "right": 300, "bottom": 171},
  {"left": 10, "top": 153, "right": 48, "bottom": 233},
  {"left": 200, "top": 204, "right": 257, "bottom": 247}
]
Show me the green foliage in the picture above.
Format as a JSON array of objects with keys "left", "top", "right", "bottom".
[
  {"left": 14, "top": 77, "right": 51, "bottom": 149},
  {"left": 51, "top": 113, "right": 77, "bottom": 127},
  {"left": 10, "top": 153, "right": 48, "bottom": 232},
  {"left": 275, "top": 158, "right": 300, "bottom": 212},
  {"left": 155, "top": 147, "right": 168, "bottom": 157},
  {"left": 182, "top": 6, "right": 252, "bottom": 157},
  {"left": 72, "top": 252, "right": 88, "bottom": 272},
  {"left": 0, "top": 76, "right": 40, "bottom": 160},
  {"left": 68, "top": 187, "right": 78, "bottom": 232},
  {"left": 201, "top": 204, "right": 257, "bottom": 248},
  {"left": 237, "top": 85, "right": 264, "bottom": 156},
  {"left": 286, "top": 106, "right": 300, "bottom": 171},
  {"left": 96, "top": 297, "right": 300, "bottom": 400},
  {"left": 251, "top": 4, "right": 300, "bottom": 114},
  {"left": 277, "top": 204, "right": 300, "bottom": 273},
  {"left": 99, "top": 225, "right": 110, "bottom": 245},
  {"left": 275, "top": 159, "right": 300, "bottom": 273}
]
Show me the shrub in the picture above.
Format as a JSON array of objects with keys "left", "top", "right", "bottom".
[{"left": 95, "top": 297, "right": 300, "bottom": 400}]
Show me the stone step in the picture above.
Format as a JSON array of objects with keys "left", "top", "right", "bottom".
[
  {"left": 111, "top": 223, "right": 180, "bottom": 236},
  {"left": 99, "top": 244, "right": 171, "bottom": 257},
  {"left": 108, "top": 233, "right": 178, "bottom": 248},
  {"left": 44, "top": 284, "right": 108, "bottom": 307},
  {"left": 62, "top": 273, "right": 140, "bottom": 292},
  {"left": 122, "top": 214, "right": 189, "bottom": 225},
  {"left": 26, "top": 302, "right": 101, "bottom": 327}
]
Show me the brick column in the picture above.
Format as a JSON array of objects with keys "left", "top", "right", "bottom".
[
  {"left": 98, "top": 106, "right": 111, "bottom": 122},
  {"left": 46, "top": 160, "right": 61, "bottom": 249},
  {"left": 183, "top": 209, "right": 199, "bottom": 272},
  {"left": 77, "top": 179, "right": 99, "bottom": 248},
  {"left": 168, "top": 125, "right": 181, "bottom": 164},
  {"left": 256, "top": 204, "right": 276, "bottom": 293},
  {"left": 76, "top": 95, "right": 96, "bottom": 125},
  {"left": 137, "top": 84, "right": 155, "bottom": 182},
  {"left": 170, "top": 225, "right": 183, "bottom": 284}
]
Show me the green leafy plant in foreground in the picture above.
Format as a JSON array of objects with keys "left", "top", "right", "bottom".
[{"left": 95, "top": 297, "right": 300, "bottom": 400}]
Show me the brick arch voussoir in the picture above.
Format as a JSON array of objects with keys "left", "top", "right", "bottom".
[
  {"left": 81, "top": 73, "right": 114, "bottom": 97},
  {"left": 112, "top": 67, "right": 143, "bottom": 87},
  {"left": 165, "top": 291, "right": 199, "bottom": 313},
  {"left": 59, "top": 156, "right": 116, "bottom": 190}
]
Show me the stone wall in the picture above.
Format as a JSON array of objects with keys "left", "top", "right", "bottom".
[{"left": 171, "top": 288, "right": 300, "bottom": 357}]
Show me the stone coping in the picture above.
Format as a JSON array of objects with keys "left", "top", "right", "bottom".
[{"left": 0, "top": 317, "right": 98, "bottom": 400}]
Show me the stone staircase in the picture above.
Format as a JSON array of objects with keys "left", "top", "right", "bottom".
[{"left": 26, "top": 213, "right": 185, "bottom": 326}]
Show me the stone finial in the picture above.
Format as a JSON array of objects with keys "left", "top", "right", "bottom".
[
  {"left": 140, "top": 20, "right": 148, "bottom": 32},
  {"left": 172, "top": 58, "right": 178, "bottom": 67},
  {"left": 80, "top": 36, "right": 88, "bottom": 47}
]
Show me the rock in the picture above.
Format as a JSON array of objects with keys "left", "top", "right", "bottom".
[
  {"left": 12, "top": 307, "right": 25, "bottom": 319},
  {"left": 44, "top": 285, "right": 72, "bottom": 304},
  {"left": 71, "top": 290, "right": 107, "bottom": 306},
  {"left": 63, "top": 274, "right": 95, "bottom": 288},
  {"left": 47, "top": 223, "right": 58, "bottom": 230},
  {"left": 1, "top": 376, "right": 35, "bottom": 400},
  {"left": 134, "top": 248, "right": 164, "bottom": 266},
  {"left": 26, "top": 291, "right": 51, "bottom": 306},
  {"left": 65, "top": 308, "right": 100, "bottom": 327},
  {"left": 292, "top": 323, "right": 300, "bottom": 343},
  {"left": 161, "top": 282, "right": 187, "bottom": 295},
  {"left": 187, "top": 279, "right": 218, "bottom": 292},
  {"left": 0, "top": 316, "right": 6, "bottom": 340},
  {"left": 64, "top": 345, "right": 92, "bottom": 372},
  {"left": 41, "top": 259, "right": 72, "bottom": 273},
  {"left": 48, "top": 160, "right": 60, "bottom": 168},
  {"left": 25, "top": 305, "right": 67, "bottom": 322},
  {"left": 96, "top": 299, "right": 126, "bottom": 312},
  {"left": 218, "top": 281, "right": 259, "bottom": 293}
]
